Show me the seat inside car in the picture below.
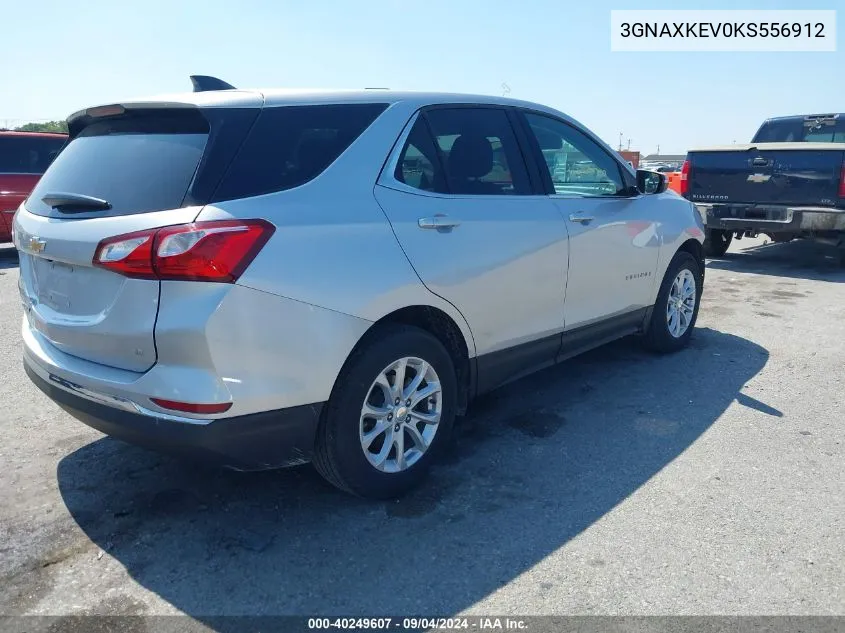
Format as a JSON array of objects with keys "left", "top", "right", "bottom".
[{"left": 446, "top": 132, "right": 498, "bottom": 194}]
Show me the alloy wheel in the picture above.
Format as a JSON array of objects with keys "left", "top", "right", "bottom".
[
  {"left": 359, "top": 357, "right": 442, "bottom": 473},
  {"left": 666, "top": 268, "right": 696, "bottom": 338}
]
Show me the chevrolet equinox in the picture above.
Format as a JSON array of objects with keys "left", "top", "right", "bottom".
[{"left": 14, "top": 76, "right": 705, "bottom": 498}]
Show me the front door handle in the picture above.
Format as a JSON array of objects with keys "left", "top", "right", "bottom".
[
  {"left": 569, "top": 213, "right": 594, "bottom": 224},
  {"left": 418, "top": 215, "right": 461, "bottom": 230}
]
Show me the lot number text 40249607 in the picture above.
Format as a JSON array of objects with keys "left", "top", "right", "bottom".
[{"left": 307, "top": 617, "right": 529, "bottom": 630}]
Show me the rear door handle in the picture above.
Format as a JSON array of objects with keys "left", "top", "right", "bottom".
[
  {"left": 569, "top": 213, "right": 594, "bottom": 224},
  {"left": 418, "top": 215, "right": 461, "bottom": 230}
]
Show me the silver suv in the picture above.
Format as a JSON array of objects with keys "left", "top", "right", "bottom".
[{"left": 14, "top": 77, "right": 705, "bottom": 498}]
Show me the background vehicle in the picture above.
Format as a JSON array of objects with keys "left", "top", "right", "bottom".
[
  {"left": 0, "top": 131, "right": 67, "bottom": 242},
  {"left": 683, "top": 113, "right": 845, "bottom": 258},
  {"left": 16, "top": 77, "right": 705, "bottom": 498}
]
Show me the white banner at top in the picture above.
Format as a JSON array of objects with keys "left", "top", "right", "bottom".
[{"left": 611, "top": 10, "right": 836, "bottom": 52}]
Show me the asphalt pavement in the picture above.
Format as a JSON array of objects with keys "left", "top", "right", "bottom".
[{"left": 0, "top": 236, "right": 842, "bottom": 621}]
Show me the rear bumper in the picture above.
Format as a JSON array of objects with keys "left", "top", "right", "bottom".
[
  {"left": 25, "top": 358, "right": 323, "bottom": 470},
  {"left": 698, "top": 204, "right": 845, "bottom": 234}
]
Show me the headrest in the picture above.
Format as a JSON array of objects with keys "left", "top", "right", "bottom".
[{"left": 447, "top": 132, "right": 493, "bottom": 180}]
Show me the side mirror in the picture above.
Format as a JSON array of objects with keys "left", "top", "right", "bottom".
[{"left": 636, "top": 169, "right": 668, "bottom": 195}]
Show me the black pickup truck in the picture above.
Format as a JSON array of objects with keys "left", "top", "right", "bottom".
[{"left": 682, "top": 113, "right": 845, "bottom": 260}]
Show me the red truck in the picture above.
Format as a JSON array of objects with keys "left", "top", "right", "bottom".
[{"left": 0, "top": 130, "right": 67, "bottom": 242}]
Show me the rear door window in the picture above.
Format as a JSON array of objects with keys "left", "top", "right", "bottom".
[
  {"left": 26, "top": 112, "right": 209, "bottom": 218},
  {"left": 423, "top": 108, "right": 531, "bottom": 195},
  {"left": 212, "top": 103, "right": 388, "bottom": 201},
  {"left": 0, "top": 135, "right": 66, "bottom": 174}
]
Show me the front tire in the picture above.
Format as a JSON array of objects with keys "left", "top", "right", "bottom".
[
  {"left": 703, "top": 229, "right": 732, "bottom": 257},
  {"left": 313, "top": 324, "right": 457, "bottom": 499},
  {"left": 643, "top": 251, "right": 702, "bottom": 353}
]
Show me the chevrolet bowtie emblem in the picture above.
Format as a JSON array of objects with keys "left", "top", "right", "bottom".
[
  {"left": 747, "top": 173, "right": 771, "bottom": 183},
  {"left": 28, "top": 237, "right": 47, "bottom": 253}
]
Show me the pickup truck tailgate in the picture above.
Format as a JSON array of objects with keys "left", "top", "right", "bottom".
[{"left": 688, "top": 145, "right": 845, "bottom": 207}]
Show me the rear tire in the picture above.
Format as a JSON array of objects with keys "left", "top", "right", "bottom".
[
  {"left": 703, "top": 229, "right": 732, "bottom": 257},
  {"left": 643, "top": 251, "right": 702, "bottom": 353},
  {"left": 313, "top": 324, "right": 457, "bottom": 499}
]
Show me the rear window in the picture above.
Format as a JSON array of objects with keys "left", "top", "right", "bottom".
[
  {"left": 752, "top": 116, "right": 845, "bottom": 143},
  {"left": 0, "top": 135, "right": 66, "bottom": 174},
  {"left": 212, "top": 103, "right": 388, "bottom": 201},
  {"left": 26, "top": 112, "right": 209, "bottom": 218}
]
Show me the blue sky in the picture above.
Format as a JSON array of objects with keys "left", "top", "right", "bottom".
[{"left": 5, "top": 0, "right": 843, "bottom": 154}]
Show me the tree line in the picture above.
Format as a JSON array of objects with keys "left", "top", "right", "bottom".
[{"left": 11, "top": 120, "right": 68, "bottom": 133}]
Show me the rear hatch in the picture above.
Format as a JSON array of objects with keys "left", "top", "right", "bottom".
[
  {"left": 15, "top": 98, "right": 261, "bottom": 372},
  {"left": 687, "top": 144, "right": 845, "bottom": 208}
]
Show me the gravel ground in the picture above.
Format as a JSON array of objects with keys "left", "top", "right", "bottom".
[{"left": 0, "top": 236, "right": 843, "bottom": 622}]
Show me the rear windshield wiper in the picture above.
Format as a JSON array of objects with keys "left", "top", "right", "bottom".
[{"left": 41, "top": 192, "right": 112, "bottom": 212}]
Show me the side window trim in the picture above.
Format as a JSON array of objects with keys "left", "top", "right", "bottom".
[
  {"left": 378, "top": 104, "right": 548, "bottom": 199},
  {"left": 378, "top": 111, "right": 448, "bottom": 197},
  {"left": 418, "top": 112, "right": 452, "bottom": 193},
  {"left": 505, "top": 108, "right": 547, "bottom": 195},
  {"left": 512, "top": 109, "right": 554, "bottom": 195},
  {"left": 390, "top": 112, "right": 450, "bottom": 194},
  {"left": 515, "top": 109, "right": 637, "bottom": 199}
]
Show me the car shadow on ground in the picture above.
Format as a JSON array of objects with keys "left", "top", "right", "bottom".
[
  {"left": 706, "top": 239, "right": 845, "bottom": 282},
  {"left": 56, "top": 327, "right": 771, "bottom": 622}
]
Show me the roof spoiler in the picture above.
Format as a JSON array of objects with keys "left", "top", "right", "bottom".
[{"left": 190, "top": 75, "right": 236, "bottom": 92}]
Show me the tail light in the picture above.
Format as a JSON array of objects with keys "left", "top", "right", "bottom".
[
  {"left": 839, "top": 159, "right": 845, "bottom": 198},
  {"left": 93, "top": 219, "right": 275, "bottom": 282},
  {"left": 680, "top": 159, "right": 691, "bottom": 197}
]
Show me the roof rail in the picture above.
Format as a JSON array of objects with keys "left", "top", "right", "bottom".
[{"left": 190, "top": 75, "right": 237, "bottom": 93}]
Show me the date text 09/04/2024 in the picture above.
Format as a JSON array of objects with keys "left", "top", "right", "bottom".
[{"left": 307, "top": 617, "right": 529, "bottom": 630}]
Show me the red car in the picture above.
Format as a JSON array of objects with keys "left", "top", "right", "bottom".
[{"left": 0, "top": 130, "right": 67, "bottom": 242}]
